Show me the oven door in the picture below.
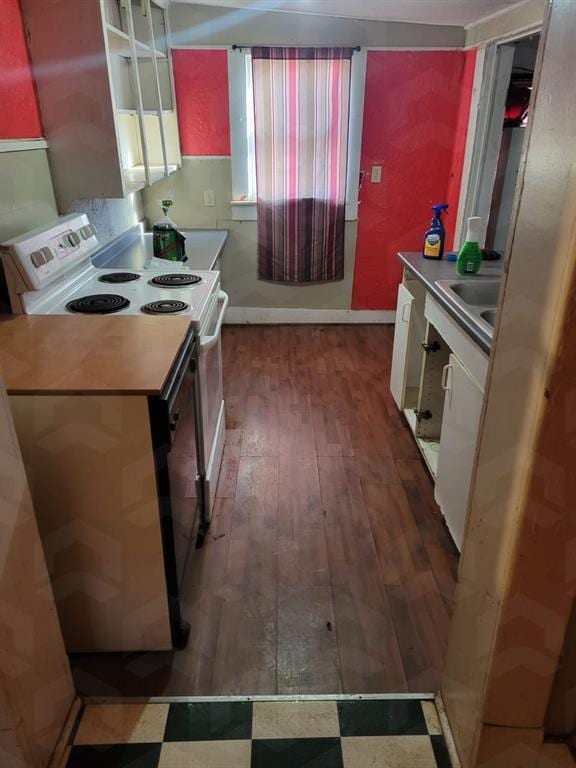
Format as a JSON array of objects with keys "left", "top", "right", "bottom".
[
  {"left": 196, "top": 289, "right": 228, "bottom": 522},
  {"left": 167, "top": 356, "right": 202, "bottom": 588}
]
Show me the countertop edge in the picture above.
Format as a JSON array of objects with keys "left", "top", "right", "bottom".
[
  {"left": 7, "top": 387, "right": 166, "bottom": 396},
  {"left": 397, "top": 252, "right": 492, "bottom": 355}
]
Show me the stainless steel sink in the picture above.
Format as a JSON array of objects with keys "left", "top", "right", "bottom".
[
  {"left": 480, "top": 309, "right": 497, "bottom": 327},
  {"left": 448, "top": 280, "right": 501, "bottom": 306},
  {"left": 435, "top": 277, "right": 501, "bottom": 345}
]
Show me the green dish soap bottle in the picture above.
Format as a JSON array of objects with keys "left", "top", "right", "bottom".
[{"left": 457, "top": 217, "right": 482, "bottom": 275}]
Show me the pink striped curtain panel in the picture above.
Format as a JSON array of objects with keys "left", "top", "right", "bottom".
[{"left": 252, "top": 47, "right": 354, "bottom": 283}]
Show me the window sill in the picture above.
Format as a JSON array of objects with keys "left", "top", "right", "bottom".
[
  {"left": 230, "top": 200, "right": 257, "bottom": 221},
  {"left": 230, "top": 201, "right": 359, "bottom": 222}
]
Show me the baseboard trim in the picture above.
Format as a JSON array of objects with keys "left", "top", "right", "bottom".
[{"left": 224, "top": 307, "right": 395, "bottom": 324}]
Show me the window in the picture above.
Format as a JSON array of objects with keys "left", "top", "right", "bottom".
[
  {"left": 228, "top": 47, "right": 367, "bottom": 221},
  {"left": 244, "top": 53, "right": 257, "bottom": 203}
]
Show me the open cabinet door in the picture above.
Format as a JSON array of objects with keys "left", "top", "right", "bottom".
[{"left": 390, "top": 283, "right": 416, "bottom": 409}]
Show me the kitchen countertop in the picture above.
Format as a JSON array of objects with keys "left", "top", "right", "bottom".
[
  {"left": 0, "top": 315, "right": 192, "bottom": 395},
  {"left": 93, "top": 225, "right": 229, "bottom": 272},
  {"left": 398, "top": 252, "right": 503, "bottom": 354}
]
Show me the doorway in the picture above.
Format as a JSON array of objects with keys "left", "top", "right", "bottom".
[{"left": 458, "top": 33, "right": 541, "bottom": 255}]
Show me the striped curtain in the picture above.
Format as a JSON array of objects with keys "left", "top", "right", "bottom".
[{"left": 252, "top": 47, "right": 354, "bottom": 283}]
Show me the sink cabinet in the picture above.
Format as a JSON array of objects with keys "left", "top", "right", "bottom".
[
  {"left": 390, "top": 266, "right": 490, "bottom": 551},
  {"left": 435, "top": 353, "right": 484, "bottom": 550},
  {"left": 21, "top": 0, "right": 181, "bottom": 209}
]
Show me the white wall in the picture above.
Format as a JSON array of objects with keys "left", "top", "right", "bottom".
[
  {"left": 169, "top": 2, "right": 465, "bottom": 47},
  {"left": 0, "top": 150, "right": 57, "bottom": 244},
  {"left": 142, "top": 158, "right": 357, "bottom": 309}
]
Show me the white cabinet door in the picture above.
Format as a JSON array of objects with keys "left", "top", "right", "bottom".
[
  {"left": 435, "top": 354, "right": 484, "bottom": 551},
  {"left": 390, "top": 283, "right": 415, "bottom": 409}
]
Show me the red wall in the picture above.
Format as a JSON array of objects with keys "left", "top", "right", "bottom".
[
  {"left": 351, "top": 50, "right": 476, "bottom": 310},
  {"left": 172, "top": 49, "right": 231, "bottom": 156},
  {"left": 0, "top": 0, "right": 43, "bottom": 138}
]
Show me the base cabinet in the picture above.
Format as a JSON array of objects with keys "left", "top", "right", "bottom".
[
  {"left": 390, "top": 267, "right": 489, "bottom": 551},
  {"left": 435, "top": 354, "right": 484, "bottom": 551}
]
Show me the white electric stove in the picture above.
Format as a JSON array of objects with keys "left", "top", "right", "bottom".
[{"left": 0, "top": 213, "right": 220, "bottom": 322}]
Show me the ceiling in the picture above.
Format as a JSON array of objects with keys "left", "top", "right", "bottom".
[{"left": 174, "top": 0, "right": 527, "bottom": 28}]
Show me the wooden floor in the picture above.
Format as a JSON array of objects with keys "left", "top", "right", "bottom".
[{"left": 71, "top": 325, "right": 458, "bottom": 697}]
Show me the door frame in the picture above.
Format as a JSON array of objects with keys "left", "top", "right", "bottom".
[
  {"left": 442, "top": 1, "right": 576, "bottom": 765},
  {"left": 454, "top": 29, "right": 542, "bottom": 248}
]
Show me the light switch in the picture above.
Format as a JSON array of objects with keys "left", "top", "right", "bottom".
[
  {"left": 371, "top": 166, "right": 382, "bottom": 183},
  {"left": 203, "top": 190, "right": 215, "bottom": 207}
]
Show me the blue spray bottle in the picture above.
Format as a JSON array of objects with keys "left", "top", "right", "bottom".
[{"left": 423, "top": 203, "right": 449, "bottom": 260}]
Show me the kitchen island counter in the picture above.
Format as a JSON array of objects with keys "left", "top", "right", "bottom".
[{"left": 0, "top": 315, "right": 192, "bottom": 395}]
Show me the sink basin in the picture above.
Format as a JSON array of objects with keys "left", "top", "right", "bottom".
[
  {"left": 447, "top": 280, "right": 501, "bottom": 306},
  {"left": 434, "top": 277, "right": 502, "bottom": 348},
  {"left": 480, "top": 309, "right": 497, "bottom": 327}
]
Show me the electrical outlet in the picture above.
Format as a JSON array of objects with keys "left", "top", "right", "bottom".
[
  {"left": 371, "top": 166, "right": 382, "bottom": 183},
  {"left": 203, "top": 190, "right": 215, "bottom": 207}
]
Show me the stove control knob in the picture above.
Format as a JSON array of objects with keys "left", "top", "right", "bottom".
[
  {"left": 80, "top": 224, "right": 96, "bottom": 240},
  {"left": 40, "top": 247, "right": 54, "bottom": 262},
  {"left": 30, "top": 250, "right": 46, "bottom": 268},
  {"left": 69, "top": 231, "right": 81, "bottom": 246}
]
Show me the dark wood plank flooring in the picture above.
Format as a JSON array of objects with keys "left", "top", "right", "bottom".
[{"left": 71, "top": 325, "right": 458, "bottom": 697}]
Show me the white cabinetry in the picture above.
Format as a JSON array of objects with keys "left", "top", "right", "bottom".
[
  {"left": 435, "top": 354, "right": 484, "bottom": 551},
  {"left": 22, "top": 0, "right": 181, "bottom": 209},
  {"left": 391, "top": 277, "right": 428, "bottom": 410},
  {"left": 389, "top": 268, "right": 489, "bottom": 551}
]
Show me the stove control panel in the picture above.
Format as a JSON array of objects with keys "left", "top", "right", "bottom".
[{"left": 1, "top": 213, "right": 98, "bottom": 291}]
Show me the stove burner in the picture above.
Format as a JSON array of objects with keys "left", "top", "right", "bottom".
[
  {"left": 98, "top": 272, "right": 141, "bottom": 284},
  {"left": 150, "top": 273, "right": 202, "bottom": 287},
  {"left": 141, "top": 300, "right": 190, "bottom": 315},
  {"left": 66, "top": 294, "right": 130, "bottom": 314}
]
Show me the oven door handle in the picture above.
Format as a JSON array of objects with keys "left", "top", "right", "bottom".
[{"left": 200, "top": 290, "right": 229, "bottom": 351}]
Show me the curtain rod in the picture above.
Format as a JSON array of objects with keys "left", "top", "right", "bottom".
[{"left": 231, "top": 44, "right": 361, "bottom": 51}]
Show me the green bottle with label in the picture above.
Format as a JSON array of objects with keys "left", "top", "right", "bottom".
[
  {"left": 457, "top": 217, "right": 482, "bottom": 275},
  {"left": 153, "top": 199, "right": 187, "bottom": 262}
]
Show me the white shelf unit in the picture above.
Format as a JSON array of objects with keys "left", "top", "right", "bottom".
[{"left": 21, "top": 0, "right": 181, "bottom": 209}]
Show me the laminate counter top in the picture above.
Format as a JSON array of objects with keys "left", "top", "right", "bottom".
[
  {"left": 0, "top": 315, "right": 192, "bottom": 395},
  {"left": 93, "top": 226, "right": 228, "bottom": 271}
]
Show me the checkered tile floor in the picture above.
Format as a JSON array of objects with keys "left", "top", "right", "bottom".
[{"left": 65, "top": 698, "right": 453, "bottom": 767}]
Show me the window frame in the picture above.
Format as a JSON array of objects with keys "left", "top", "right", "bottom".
[{"left": 228, "top": 47, "right": 367, "bottom": 222}]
